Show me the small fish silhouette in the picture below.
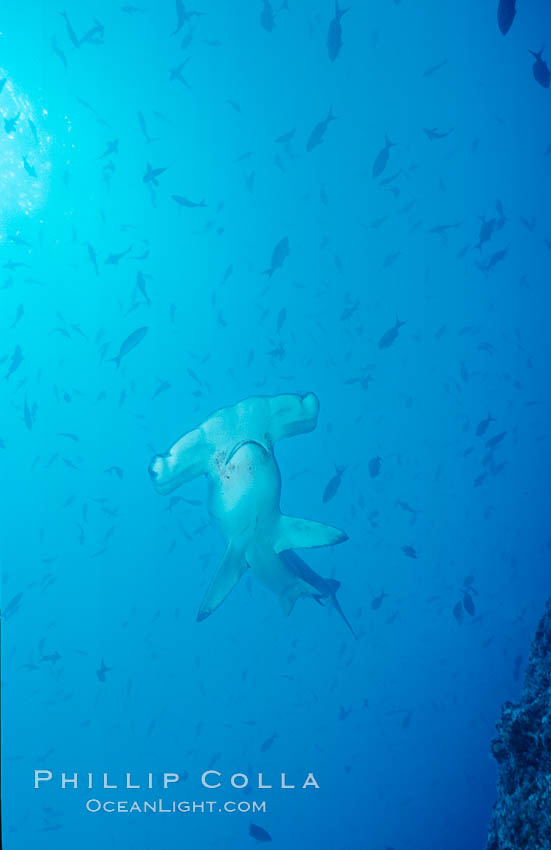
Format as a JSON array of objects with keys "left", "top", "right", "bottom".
[
  {"left": 371, "top": 591, "right": 387, "bottom": 611},
  {"left": 476, "top": 216, "right": 497, "bottom": 251},
  {"left": 249, "top": 823, "right": 272, "bottom": 843},
  {"left": 323, "top": 466, "right": 345, "bottom": 503},
  {"left": 530, "top": 48, "right": 550, "bottom": 89},
  {"left": 463, "top": 593, "right": 476, "bottom": 616},
  {"left": 4, "top": 112, "right": 20, "bottom": 134},
  {"left": 96, "top": 658, "right": 113, "bottom": 682},
  {"left": 476, "top": 413, "right": 494, "bottom": 437},
  {"left": 497, "top": 0, "right": 516, "bottom": 35},
  {"left": 143, "top": 163, "right": 167, "bottom": 186},
  {"left": 97, "top": 139, "right": 119, "bottom": 159},
  {"left": 263, "top": 236, "right": 289, "bottom": 278},
  {"left": 109, "top": 327, "right": 148, "bottom": 368},
  {"left": 372, "top": 135, "right": 395, "bottom": 179},
  {"left": 378, "top": 316, "right": 406, "bottom": 350},
  {"left": 453, "top": 601, "right": 463, "bottom": 624},
  {"left": 368, "top": 456, "right": 381, "bottom": 477},
  {"left": 5, "top": 345, "right": 23, "bottom": 380},
  {"left": 327, "top": 1, "right": 350, "bottom": 62},
  {"left": 22, "top": 157, "right": 37, "bottom": 178},
  {"left": 306, "top": 106, "right": 336, "bottom": 152},
  {"left": 172, "top": 194, "right": 206, "bottom": 208},
  {"left": 260, "top": 732, "right": 278, "bottom": 752}
]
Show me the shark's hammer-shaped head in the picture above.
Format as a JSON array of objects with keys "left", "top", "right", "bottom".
[
  {"left": 269, "top": 391, "right": 319, "bottom": 441},
  {"left": 148, "top": 423, "right": 210, "bottom": 495},
  {"left": 148, "top": 450, "right": 183, "bottom": 495},
  {"left": 148, "top": 392, "right": 320, "bottom": 496}
]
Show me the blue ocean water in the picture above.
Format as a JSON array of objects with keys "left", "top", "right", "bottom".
[{"left": 1, "top": 0, "right": 550, "bottom": 847}]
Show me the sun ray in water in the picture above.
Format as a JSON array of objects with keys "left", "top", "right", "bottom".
[{"left": 0, "top": 69, "right": 52, "bottom": 230}]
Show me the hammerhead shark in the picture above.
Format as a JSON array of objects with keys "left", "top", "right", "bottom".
[{"left": 148, "top": 392, "right": 355, "bottom": 636}]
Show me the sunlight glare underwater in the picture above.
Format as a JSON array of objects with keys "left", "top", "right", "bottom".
[{"left": 0, "top": 70, "right": 51, "bottom": 231}]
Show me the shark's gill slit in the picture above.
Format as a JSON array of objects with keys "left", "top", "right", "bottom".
[{"left": 225, "top": 439, "right": 270, "bottom": 466}]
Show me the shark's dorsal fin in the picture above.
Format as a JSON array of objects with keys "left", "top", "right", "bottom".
[
  {"left": 274, "top": 515, "right": 348, "bottom": 553},
  {"left": 197, "top": 544, "right": 248, "bottom": 621}
]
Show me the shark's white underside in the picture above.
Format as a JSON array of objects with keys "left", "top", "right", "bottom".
[{"left": 149, "top": 393, "right": 352, "bottom": 632}]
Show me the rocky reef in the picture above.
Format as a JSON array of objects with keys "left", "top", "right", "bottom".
[{"left": 486, "top": 599, "right": 551, "bottom": 850}]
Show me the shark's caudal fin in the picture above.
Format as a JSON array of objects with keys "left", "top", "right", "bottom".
[
  {"left": 280, "top": 550, "right": 357, "bottom": 639},
  {"left": 323, "top": 578, "right": 357, "bottom": 640},
  {"left": 274, "top": 514, "right": 348, "bottom": 553},
  {"left": 197, "top": 544, "right": 248, "bottom": 622}
]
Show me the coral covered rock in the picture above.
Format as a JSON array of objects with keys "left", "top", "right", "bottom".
[{"left": 487, "top": 599, "right": 551, "bottom": 849}]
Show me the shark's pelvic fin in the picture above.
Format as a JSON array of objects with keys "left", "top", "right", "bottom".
[
  {"left": 197, "top": 544, "right": 248, "bottom": 622},
  {"left": 274, "top": 514, "right": 348, "bottom": 553},
  {"left": 279, "top": 584, "right": 305, "bottom": 616},
  {"left": 246, "top": 545, "right": 312, "bottom": 616}
]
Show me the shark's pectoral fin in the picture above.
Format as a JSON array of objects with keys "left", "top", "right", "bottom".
[
  {"left": 197, "top": 545, "right": 248, "bottom": 622},
  {"left": 274, "top": 515, "right": 348, "bottom": 553}
]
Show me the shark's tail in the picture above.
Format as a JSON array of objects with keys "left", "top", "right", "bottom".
[
  {"left": 336, "top": 1, "right": 351, "bottom": 21},
  {"left": 280, "top": 549, "right": 357, "bottom": 639},
  {"left": 323, "top": 577, "right": 357, "bottom": 639}
]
